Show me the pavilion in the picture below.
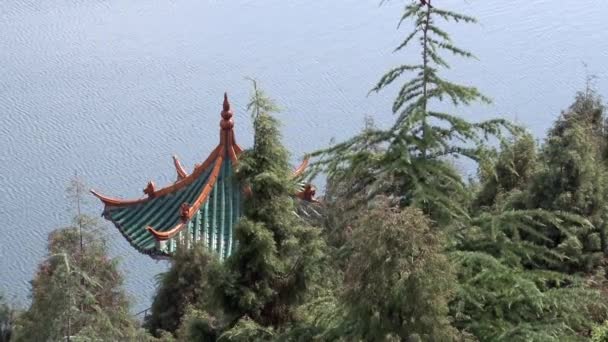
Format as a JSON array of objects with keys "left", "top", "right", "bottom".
[{"left": 91, "top": 94, "right": 315, "bottom": 259}]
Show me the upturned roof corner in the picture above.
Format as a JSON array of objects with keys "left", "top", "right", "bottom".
[{"left": 91, "top": 93, "right": 316, "bottom": 260}]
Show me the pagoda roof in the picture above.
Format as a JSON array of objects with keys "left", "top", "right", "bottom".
[{"left": 91, "top": 94, "right": 311, "bottom": 259}]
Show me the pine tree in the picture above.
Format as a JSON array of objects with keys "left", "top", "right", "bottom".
[
  {"left": 453, "top": 91, "right": 608, "bottom": 339},
  {"left": 593, "top": 321, "right": 608, "bottom": 342},
  {"left": 0, "top": 293, "right": 15, "bottom": 342},
  {"left": 13, "top": 178, "right": 143, "bottom": 341},
  {"left": 473, "top": 133, "right": 538, "bottom": 211},
  {"left": 210, "top": 82, "right": 325, "bottom": 336},
  {"left": 320, "top": 117, "right": 385, "bottom": 249},
  {"left": 452, "top": 249, "right": 602, "bottom": 341},
  {"left": 337, "top": 202, "right": 458, "bottom": 341},
  {"left": 14, "top": 223, "right": 141, "bottom": 341},
  {"left": 525, "top": 89, "right": 608, "bottom": 271},
  {"left": 146, "top": 243, "right": 219, "bottom": 336},
  {"left": 310, "top": 0, "right": 516, "bottom": 223},
  {"left": 454, "top": 192, "right": 605, "bottom": 340}
]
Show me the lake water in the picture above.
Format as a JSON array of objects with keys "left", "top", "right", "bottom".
[{"left": 2, "top": 0, "right": 608, "bottom": 312}]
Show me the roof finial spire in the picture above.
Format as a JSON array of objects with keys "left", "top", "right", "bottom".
[
  {"left": 223, "top": 92, "right": 230, "bottom": 112},
  {"left": 220, "top": 92, "right": 234, "bottom": 130}
]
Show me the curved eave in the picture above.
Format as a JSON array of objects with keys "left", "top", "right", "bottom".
[
  {"left": 92, "top": 93, "right": 245, "bottom": 257},
  {"left": 147, "top": 152, "right": 225, "bottom": 241},
  {"left": 90, "top": 145, "right": 221, "bottom": 208},
  {"left": 146, "top": 222, "right": 186, "bottom": 241},
  {"left": 101, "top": 210, "right": 171, "bottom": 259}
]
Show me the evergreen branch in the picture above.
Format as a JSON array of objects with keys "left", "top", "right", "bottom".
[
  {"left": 426, "top": 46, "right": 450, "bottom": 68},
  {"left": 393, "top": 105, "right": 426, "bottom": 131},
  {"left": 394, "top": 29, "right": 420, "bottom": 52},
  {"left": 429, "top": 38, "right": 476, "bottom": 59},
  {"left": 427, "top": 24, "right": 450, "bottom": 42},
  {"left": 369, "top": 65, "right": 421, "bottom": 94},
  {"left": 393, "top": 90, "right": 424, "bottom": 114},
  {"left": 397, "top": 3, "right": 424, "bottom": 28},
  {"left": 434, "top": 79, "right": 489, "bottom": 106},
  {"left": 430, "top": 8, "right": 478, "bottom": 23}
]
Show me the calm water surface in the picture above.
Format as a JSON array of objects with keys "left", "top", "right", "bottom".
[{"left": 2, "top": 0, "right": 608, "bottom": 311}]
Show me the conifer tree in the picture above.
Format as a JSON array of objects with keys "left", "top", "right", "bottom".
[
  {"left": 473, "top": 133, "right": 537, "bottom": 211},
  {"left": 337, "top": 203, "right": 458, "bottom": 341},
  {"left": 146, "top": 243, "right": 219, "bottom": 336},
  {"left": 310, "top": 0, "right": 515, "bottom": 223},
  {"left": 13, "top": 178, "right": 144, "bottom": 341},
  {"left": 320, "top": 117, "right": 384, "bottom": 249},
  {"left": 593, "top": 321, "right": 608, "bottom": 342},
  {"left": 454, "top": 93, "right": 608, "bottom": 339},
  {"left": 305, "top": 1, "right": 607, "bottom": 340},
  {"left": 452, "top": 248, "right": 602, "bottom": 341},
  {"left": 0, "top": 293, "right": 15, "bottom": 342},
  {"left": 210, "top": 82, "right": 325, "bottom": 336},
  {"left": 14, "top": 222, "right": 141, "bottom": 341},
  {"left": 525, "top": 88, "right": 608, "bottom": 265}
]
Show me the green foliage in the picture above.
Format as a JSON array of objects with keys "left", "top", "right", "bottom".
[
  {"left": 146, "top": 243, "right": 219, "bottom": 336},
  {"left": 10, "top": 4, "right": 608, "bottom": 342},
  {"left": 593, "top": 321, "right": 608, "bottom": 342},
  {"left": 305, "top": 2, "right": 608, "bottom": 341},
  {"left": 523, "top": 90, "right": 608, "bottom": 272},
  {"left": 529, "top": 123, "right": 607, "bottom": 216},
  {"left": 176, "top": 308, "right": 221, "bottom": 341},
  {"left": 13, "top": 221, "right": 140, "bottom": 341},
  {"left": 218, "top": 317, "right": 275, "bottom": 342},
  {"left": 216, "top": 82, "right": 325, "bottom": 328},
  {"left": 474, "top": 133, "right": 538, "bottom": 210},
  {"left": 336, "top": 203, "right": 459, "bottom": 341},
  {"left": 455, "top": 88, "right": 608, "bottom": 340},
  {"left": 0, "top": 293, "right": 15, "bottom": 342},
  {"left": 452, "top": 251, "right": 602, "bottom": 341},
  {"left": 310, "top": 0, "right": 516, "bottom": 224},
  {"left": 319, "top": 117, "right": 385, "bottom": 249},
  {"left": 12, "top": 178, "right": 147, "bottom": 342}
]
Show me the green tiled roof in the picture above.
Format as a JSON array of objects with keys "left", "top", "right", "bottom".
[
  {"left": 101, "top": 154, "right": 242, "bottom": 259},
  {"left": 92, "top": 94, "right": 244, "bottom": 260},
  {"left": 92, "top": 93, "right": 316, "bottom": 260},
  {"left": 105, "top": 165, "right": 213, "bottom": 253}
]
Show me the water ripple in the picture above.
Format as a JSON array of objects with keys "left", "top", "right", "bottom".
[{"left": 2, "top": 0, "right": 608, "bottom": 311}]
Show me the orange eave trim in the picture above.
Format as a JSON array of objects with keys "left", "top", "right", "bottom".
[
  {"left": 188, "top": 153, "right": 224, "bottom": 218},
  {"left": 225, "top": 125, "right": 241, "bottom": 165},
  {"left": 147, "top": 150, "right": 225, "bottom": 241},
  {"left": 146, "top": 222, "right": 186, "bottom": 241},
  {"left": 234, "top": 143, "right": 244, "bottom": 155},
  {"left": 91, "top": 145, "right": 221, "bottom": 207}
]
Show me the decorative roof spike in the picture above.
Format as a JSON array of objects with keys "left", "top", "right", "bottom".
[
  {"left": 222, "top": 92, "right": 231, "bottom": 115},
  {"left": 220, "top": 92, "right": 234, "bottom": 130},
  {"left": 296, "top": 184, "right": 319, "bottom": 203},
  {"left": 180, "top": 202, "right": 190, "bottom": 221},
  {"left": 90, "top": 92, "right": 315, "bottom": 260},
  {"left": 172, "top": 155, "right": 188, "bottom": 180},
  {"left": 292, "top": 157, "right": 310, "bottom": 178},
  {"left": 143, "top": 181, "right": 156, "bottom": 198}
]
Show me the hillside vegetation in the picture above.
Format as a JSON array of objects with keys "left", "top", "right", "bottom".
[{"left": 3, "top": 1, "right": 608, "bottom": 341}]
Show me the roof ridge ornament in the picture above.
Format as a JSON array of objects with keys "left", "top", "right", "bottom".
[
  {"left": 172, "top": 155, "right": 188, "bottom": 180},
  {"left": 90, "top": 92, "right": 310, "bottom": 258},
  {"left": 296, "top": 184, "right": 319, "bottom": 203},
  {"left": 143, "top": 181, "right": 156, "bottom": 198},
  {"left": 180, "top": 202, "right": 190, "bottom": 221},
  {"left": 220, "top": 92, "right": 234, "bottom": 130}
]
